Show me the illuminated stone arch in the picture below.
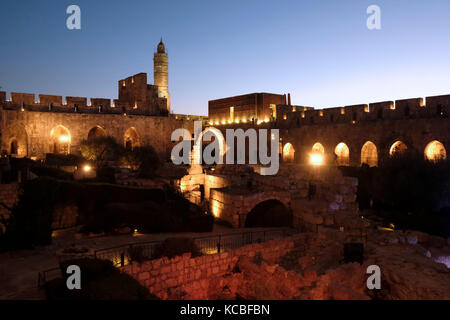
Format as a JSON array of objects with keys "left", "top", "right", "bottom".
[
  {"left": 1, "top": 125, "right": 28, "bottom": 157},
  {"left": 424, "top": 140, "right": 447, "bottom": 162},
  {"left": 389, "top": 140, "right": 408, "bottom": 156},
  {"left": 361, "top": 141, "right": 378, "bottom": 167},
  {"left": 335, "top": 142, "right": 350, "bottom": 166},
  {"left": 88, "top": 125, "right": 107, "bottom": 139},
  {"left": 282, "top": 143, "right": 295, "bottom": 163},
  {"left": 312, "top": 142, "right": 325, "bottom": 155},
  {"left": 124, "top": 127, "right": 141, "bottom": 150},
  {"left": 50, "top": 125, "right": 71, "bottom": 155}
]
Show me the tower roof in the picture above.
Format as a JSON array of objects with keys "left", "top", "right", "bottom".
[{"left": 157, "top": 38, "right": 165, "bottom": 53}]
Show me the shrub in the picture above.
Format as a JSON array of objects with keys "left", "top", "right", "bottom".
[
  {"left": 45, "top": 258, "right": 157, "bottom": 300},
  {"left": 80, "top": 136, "right": 122, "bottom": 168},
  {"left": 152, "top": 237, "right": 202, "bottom": 259},
  {"left": 121, "top": 145, "right": 161, "bottom": 177}
]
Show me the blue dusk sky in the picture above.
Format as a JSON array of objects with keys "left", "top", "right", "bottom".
[{"left": 1, "top": 0, "right": 450, "bottom": 116}]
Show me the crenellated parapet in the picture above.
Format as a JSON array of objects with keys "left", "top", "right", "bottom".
[{"left": 275, "top": 94, "right": 449, "bottom": 128}]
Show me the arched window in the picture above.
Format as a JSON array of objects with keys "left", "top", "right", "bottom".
[
  {"left": 10, "top": 139, "right": 18, "bottom": 155},
  {"left": 282, "top": 143, "right": 295, "bottom": 163},
  {"left": 50, "top": 125, "right": 71, "bottom": 155},
  {"left": 361, "top": 141, "right": 378, "bottom": 167},
  {"left": 123, "top": 127, "right": 141, "bottom": 150},
  {"left": 424, "top": 140, "right": 446, "bottom": 162},
  {"left": 88, "top": 126, "right": 107, "bottom": 139},
  {"left": 335, "top": 142, "right": 350, "bottom": 166},
  {"left": 389, "top": 141, "right": 407, "bottom": 156}
]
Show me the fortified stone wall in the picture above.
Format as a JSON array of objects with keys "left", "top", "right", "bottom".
[
  {"left": 0, "top": 106, "right": 195, "bottom": 160},
  {"left": 122, "top": 234, "right": 298, "bottom": 299}
]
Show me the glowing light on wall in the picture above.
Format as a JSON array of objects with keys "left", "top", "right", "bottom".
[
  {"left": 83, "top": 165, "right": 91, "bottom": 172},
  {"left": 310, "top": 154, "right": 323, "bottom": 166},
  {"left": 242, "top": 118, "right": 247, "bottom": 123},
  {"left": 264, "top": 118, "right": 269, "bottom": 123},
  {"left": 212, "top": 200, "right": 220, "bottom": 218},
  {"left": 59, "top": 135, "right": 70, "bottom": 143}
]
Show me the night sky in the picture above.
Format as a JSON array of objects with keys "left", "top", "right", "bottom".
[{"left": 1, "top": 0, "right": 450, "bottom": 115}]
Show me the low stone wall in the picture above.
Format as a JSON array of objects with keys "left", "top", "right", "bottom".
[{"left": 122, "top": 235, "right": 302, "bottom": 299}]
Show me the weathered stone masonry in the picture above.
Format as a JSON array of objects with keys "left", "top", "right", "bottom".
[{"left": 122, "top": 235, "right": 299, "bottom": 299}]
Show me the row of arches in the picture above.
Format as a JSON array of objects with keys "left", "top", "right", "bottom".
[
  {"left": 6, "top": 125, "right": 143, "bottom": 157},
  {"left": 282, "top": 140, "right": 447, "bottom": 166}
]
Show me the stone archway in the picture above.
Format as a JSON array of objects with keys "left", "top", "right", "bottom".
[
  {"left": 282, "top": 143, "right": 295, "bottom": 163},
  {"left": 50, "top": 125, "right": 71, "bottom": 155},
  {"left": 361, "top": 141, "right": 378, "bottom": 167},
  {"left": 334, "top": 142, "right": 350, "bottom": 166},
  {"left": 389, "top": 140, "right": 407, "bottom": 156},
  {"left": 424, "top": 140, "right": 447, "bottom": 162},
  {"left": 245, "top": 199, "right": 292, "bottom": 228},
  {"left": 124, "top": 127, "right": 141, "bottom": 150},
  {"left": 1, "top": 125, "right": 28, "bottom": 157},
  {"left": 88, "top": 125, "right": 107, "bottom": 139}
]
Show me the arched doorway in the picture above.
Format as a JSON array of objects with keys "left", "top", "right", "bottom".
[
  {"left": 50, "top": 125, "right": 71, "bottom": 154},
  {"left": 389, "top": 141, "right": 408, "bottom": 156},
  {"left": 335, "top": 142, "right": 350, "bottom": 166},
  {"left": 245, "top": 200, "right": 292, "bottom": 228},
  {"left": 282, "top": 143, "right": 295, "bottom": 163},
  {"left": 361, "top": 141, "right": 378, "bottom": 167},
  {"left": 88, "top": 126, "right": 107, "bottom": 139},
  {"left": 424, "top": 140, "right": 447, "bottom": 162},
  {"left": 1, "top": 125, "right": 29, "bottom": 158},
  {"left": 123, "top": 127, "right": 141, "bottom": 150},
  {"left": 10, "top": 139, "right": 18, "bottom": 155}
]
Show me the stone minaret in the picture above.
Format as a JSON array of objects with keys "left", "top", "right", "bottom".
[{"left": 153, "top": 38, "right": 170, "bottom": 112}]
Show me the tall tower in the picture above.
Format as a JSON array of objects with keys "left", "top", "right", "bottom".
[{"left": 153, "top": 38, "right": 170, "bottom": 112}]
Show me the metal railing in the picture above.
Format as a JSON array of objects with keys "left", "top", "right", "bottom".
[
  {"left": 94, "top": 228, "right": 298, "bottom": 268},
  {"left": 37, "top": 227, "right": 299, "bottom": 287}
]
